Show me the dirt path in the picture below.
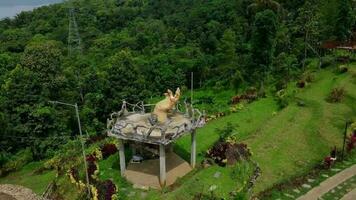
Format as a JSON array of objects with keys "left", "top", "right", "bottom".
[
  {"left": 297, "top": 164, "right": 356, "bottom": 200},
  {"left": 0, "top": 184, "right": 40, "bottom": 200},
  {"left": 340, "top": 187, "right": 356, "bottom": 200}
]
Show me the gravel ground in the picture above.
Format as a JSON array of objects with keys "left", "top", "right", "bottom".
[{"left": 0, "top": 184, "right": 41, "bottom": 200}]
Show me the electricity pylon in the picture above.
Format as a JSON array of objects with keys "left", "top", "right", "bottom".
[{"left": 68, "top": 7, "right": 82, "bottom": 57}]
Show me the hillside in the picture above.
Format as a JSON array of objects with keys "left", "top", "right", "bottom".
[
  {"left": 1, "top": 61, "right": 355, "bottom": 199},
  {"left": 0, "top": 0, "right": 355, "bottom": 199}
]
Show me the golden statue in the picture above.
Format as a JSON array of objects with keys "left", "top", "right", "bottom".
[{"left": 153, "top": 88, "right": 181, "bottom": 123}]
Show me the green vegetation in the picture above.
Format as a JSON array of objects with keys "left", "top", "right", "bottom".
[
  {"left": 0, "top": 0, "right": 356, "bottom": 199},
  {"left": 0, "top": 162, "right": 56, "bottom": 194}
]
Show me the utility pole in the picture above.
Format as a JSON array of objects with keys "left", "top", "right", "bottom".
[
  {"left": 191, "top": 72, "right": 194, "bottom": 105},
  {"left": 341, "top": 120, "right": 351, "bottom": 161},
  {"left": 49, "top": 101, "right": 91, "bottom": 198}
]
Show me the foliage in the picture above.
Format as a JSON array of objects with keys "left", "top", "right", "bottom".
[
  {"left": 327, "top": 87, "right": 346, "bottom": 103},
  {"left": 0, "top": 148, "right": 33, "bottom": 176},
  {"left": 216, "top": 122, "right": 237, "bottom": 141},
  {"left": 0, "top": 0, "right": 354, "bottom": 160},
  {"left": 338, "top": 65, "right": 348, "bottom": 74}
]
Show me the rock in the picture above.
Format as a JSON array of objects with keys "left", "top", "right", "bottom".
[
  {"left": 0, "top": 184, "right": 41, "bottom": 200},
  {"left": 209, "top": 185, "right": 217, "bottom": 191},
  {"left": 322, "top": 174, "right": 329, "bottom": 178},
  {"left": 307, "top": 178, "right": 315, "bottom": 183},
  {"left": 302, "top": 184, "right": 311, "bottom": 189},
  {"left": 293, "top": 189, "right": 300, "bottom": 193},
  {"left": 284, "top": 193, "right": 295, "bottom": 198},
  {"left": 213, "top": 171, "right": 221, "bottom": 178}
]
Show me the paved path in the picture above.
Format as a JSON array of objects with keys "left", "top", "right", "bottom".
[
  {"left": 340, "top": 187, "right": 356, "bottom": 200},
  {"left": 297, "top": 164, "right": 356, "bottom": 200},
  {"left": 0, "top": 184, "right": 40, "bottom": 200}
]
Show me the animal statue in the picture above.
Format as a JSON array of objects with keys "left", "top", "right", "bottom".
[{"left": 153, "top": 88, "right": 181, "bottom": 123}]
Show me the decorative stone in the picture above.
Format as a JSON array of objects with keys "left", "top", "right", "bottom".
[
  {"left": 283, "top": 193, "right": 295, "bottom": 198},
  {"left": 322, "top": 174, "right": 329, "bottom": 178},
  {"left": 209, "top": 185, "right": 217, "bottom": 191},
  {"left": 213, "top": 171, "right": 221, "bottom": 178},
  {"left": 307, "top": 178, "right": 315, "bottom": 183}
]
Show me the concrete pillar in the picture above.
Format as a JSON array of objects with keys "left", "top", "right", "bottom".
[
  {"left": 190, "top": 130, "right": 196, "bottom": 168},
  {"left": 159, "top": 144, "right": 166, "bottom": 187},
  {"left": 119, "top": 139, "right": 126, "bottom": 176}
]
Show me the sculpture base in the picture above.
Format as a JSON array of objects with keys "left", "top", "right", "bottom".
[{"left": 124, "top": 152, "right": 192, "bottom": 189}]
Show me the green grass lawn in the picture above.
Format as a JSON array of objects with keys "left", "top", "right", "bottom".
[{"left": 0, "top": 162, "right": 56, "bottom": 195}]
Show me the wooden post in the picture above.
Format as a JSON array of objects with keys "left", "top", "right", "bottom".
[
  {"left": 159, "top": 144, "right": 166, "bottom": 187},
  {"left": 191, "top": 130, "right": 196, "bottom": 168},
  {"left": 119, "top": 139, "right": 126, "bottom": 176}
]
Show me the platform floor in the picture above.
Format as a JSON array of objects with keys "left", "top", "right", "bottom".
[{"left": 124, "top": 152, "right": 192, "bottom": 189}]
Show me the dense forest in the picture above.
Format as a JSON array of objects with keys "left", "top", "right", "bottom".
[{"left": 0, "top": 0, "right": 355, "bottom": 165}]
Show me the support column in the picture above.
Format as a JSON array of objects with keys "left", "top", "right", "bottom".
[
  {"left": 119, "top": 139, "right": 126, "bottom": 176},
  {"left": 159, "top": 144, "right": 166, "bottom": 187},
  {"left": 190, "top": 130, "right": 196, "bottom": 168}
]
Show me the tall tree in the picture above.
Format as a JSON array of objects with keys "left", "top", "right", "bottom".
[
  {"left": 250, "top": 9, "right": 278, "bottom": 84},
  {"left": 217, "top": 29, "right": 238, "bottom": 77},
  {"left": 334, "top": 0, "right": 353, "bottom": 41}
]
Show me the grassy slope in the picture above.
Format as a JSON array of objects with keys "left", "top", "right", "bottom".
[
  {"left": 0, "top": 162, "right": 56, "bottom": 194},
  {"left": 248, "top": 67, "right": 356, "bottom": 193}
]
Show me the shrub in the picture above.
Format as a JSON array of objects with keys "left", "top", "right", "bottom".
[
  {"left": 321, "top": 55, "right": 336, "bottom": 68},
  {"left": 0, "top": 148, "right": 33, "bottom": 176},
  {"left": 296, "top": 80, "right": 306, "bottom": 88},
  {"left": 275, "top": 89, "right": 289, "bottom": 109},
  {"left": 101, "top": 144, "right": 118, "bottom": 159},
  {"left": 216, "top": 122, "right": 236, "bottom": 141},
  {"left": 338, "top": 65, "right": 348, "bottom": 73},
  {"left": 336, "top": 55, "right": 350, "bottom": 63},
  {"left": 96, "top": 180, "right": 117, "bottom": 200},
  {"left": 207, "top": 142, "right": 251, "bottom": 166},
  {"left": 327, "top": 87, "right": 346, "bottom": 103},
  {"left": 195, "top": 96, "right": 214, "bottom": 105}
]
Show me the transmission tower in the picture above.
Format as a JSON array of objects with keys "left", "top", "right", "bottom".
[{"left": 68, "top": 7, "right": 82, "bottom": 57}]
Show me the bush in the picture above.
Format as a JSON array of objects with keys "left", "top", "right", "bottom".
[
  {"left": 216, "top": 122, "right": 236, "bottom": 141},
  {"left": 101, "top": 144, "right": 118, "bottom": 159},
  {"left": 296, "top": 80, "right": 306, "bottom": 88},
  {"left": 321, "top": 55, "right": 336, "bottom": 68},
  {"left": 338, "top": 65, "right": 348, "bottom": 73},
  {"left": 95, "top": 180, "right": 117, "bottom": 200},
  {"left": 207, "top": 142, "right": 251, "bottom": 166},
  {"left": 275, "top": 89, "right": 289, "bottom": 109},
  {"left": 327, "top": 87, "right": 346, "bottom": 103},
  {"left": 0, "top": 148, "right": 33, "bottom": 176}
]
